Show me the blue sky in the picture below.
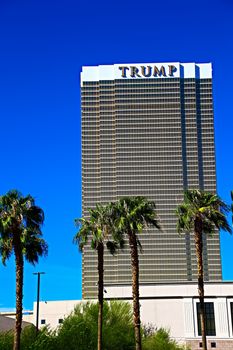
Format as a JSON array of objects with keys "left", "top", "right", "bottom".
[{"left": 0, "top": 0, "right": 232, "bottom": 310}]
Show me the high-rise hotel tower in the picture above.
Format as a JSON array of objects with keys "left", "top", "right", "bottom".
[{"left": 81, "top": 62, "right": 221, "bottom": 298}]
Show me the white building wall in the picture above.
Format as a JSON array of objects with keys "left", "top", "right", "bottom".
[
  {"left": 105, "top": 282, "right": 233, "bottom": 341},
  {"left": 3, "top": 282, "right": 233, "bottom": 346},
  {"left": 183, "top": 299, "right": 194, "bottom": 337},
  {"left": 140, "top": 299, "right": 185, "bottom": 338},
  {"left": 215, "top": 298, "right": 229, "bottom": 337},
  {"left": 31, "top": 295, "right": 233, "bottom": 342},
  {"left": 33, "top": 300, "right": 83, "bottom": 329}
]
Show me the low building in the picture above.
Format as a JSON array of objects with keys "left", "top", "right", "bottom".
[
  {"left": 105, "top": 281, "right": 233, "bottom": 350},
  {"left": 0, "top": 314, "right": 33, "bottom": 332},
  {"left": 2, "top": 281, "right": 233, "bottom": 349}
]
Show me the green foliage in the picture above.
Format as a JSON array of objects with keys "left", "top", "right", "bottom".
[
  {"left": 0, "top": 189, "right": 48, "bottom": 265},
  {"left": 0, "top": 326, "right": 57, "bottom": 350},
  {"left": 74, "top": 202, "right": 124, "bottom": 254},
  {"left": 2, "top": 326, "right": 57, "bottom": 350},
  {"left": 102, "top": 301, "right": 134, "bottom": 350},
  {"left": 20, "top": 326, "right": 37, "bottom": 348},
  {"left": 112, "top": 196, "right": 160, "bottom": 240},
  {"left": 0, "top": 190, "right": 48, "bottom": 350},
  {"left": 176, "top": 189, "right": 231, "bottom": 236},
  {"left": 142, "top": 323, "right": 156, "bottom": 338},
  {"left": 110, "top": 196, "right": 161, "bottom": 350},
  {"left": 143, "top": 328, "right": 189, "bottom": 350},
  {"left": 56, "top": 301, "right": 134, "bottom": 350},
  {"left": 0, "top": 301, "right": 135, "bottom": 350},
  {"left": 56, "top": 302, "right": 98, "bottom": 350},
  {"left": 22, "top": 326, "right": 57, "bottom": 350},
  {"left": 0, "top": 330, "right": 13, "bottom": 350},
  {"left": 0, "top": 307, "right": 191, "bottom": 350}
]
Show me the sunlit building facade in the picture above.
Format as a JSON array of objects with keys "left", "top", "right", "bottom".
[{"left": 81, "top": 62, "right": 221, "bottom": 298}]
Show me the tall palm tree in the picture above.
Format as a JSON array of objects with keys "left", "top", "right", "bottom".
[
  {"left": 0, "top": 190, "right": 48, "bottom": 350},
  {"left": 111, "top": 196, "right": 160, "bottom": 350},
  {"left": 74, "top": 203, "right": 123, "bottom": 350},
  {"left": 176, "top": 189, "right": 231, "bottom": 350}
]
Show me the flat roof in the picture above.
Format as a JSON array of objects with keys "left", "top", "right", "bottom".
[{"left": 81, "top": 62, "right": 212, "bottom": 85}]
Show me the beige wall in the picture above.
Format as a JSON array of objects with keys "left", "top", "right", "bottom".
[
  {"left": 33, "top": 300, "right": 83, "bottom": 329},
  {"left": 2, "top": 282, "right": 233, "bottom": 348},
  {"left": 140, "top": 299, "right": 185, "bottom": 338}
]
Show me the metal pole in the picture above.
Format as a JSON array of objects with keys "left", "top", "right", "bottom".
[{"left": 33, "top": 272, "right": 45, "bottom": 333}]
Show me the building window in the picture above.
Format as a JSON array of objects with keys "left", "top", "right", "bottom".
[
  {"left": 196, "top": 302, "right": 216, "bottom": 336},
  {"left": 41, "top": 319, "right": 46, "bottom": 325},
  {"left": 230, "top": 302, "right": 233, "bottom": 333},
  {"left": 58, "top": 319, "right": 63, "bottom": 324}
]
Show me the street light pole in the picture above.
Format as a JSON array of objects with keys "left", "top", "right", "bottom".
[{"left": 33, "top": 272, "right": 45, "bottom": 333}]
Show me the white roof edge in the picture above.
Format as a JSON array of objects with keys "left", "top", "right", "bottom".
[{"left": 81, "top": 62, "right": 212, "bottom": 85}]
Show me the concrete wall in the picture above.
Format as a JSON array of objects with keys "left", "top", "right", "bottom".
[
  {"left": 33, "top": 300, "right": 83, "bottom": 329},
  {"left": 140, "top": 298, "right": 185, "bottom": 338},
  {"left": 2, "top": 282, "right": 233, "bottom": 350}
]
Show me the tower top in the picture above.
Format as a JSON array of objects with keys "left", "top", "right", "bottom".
[{"left": 81, "top": 62, "right": 212, "bottom": 86}]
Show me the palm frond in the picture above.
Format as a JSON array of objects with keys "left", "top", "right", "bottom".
[
  {"left": 106, "top": 241, "right": 118, "bottom": 255},
  {"left": 137, "top": 238, "right": 143, "bottom": 253},
  {"left": 176, "top": 189, "right": 232, "bottom": 236},
  {"left": 73, "top": 202, "right": 123, "bottom": 254},
  {"left": 0, "top": 190, "right": 47, "bottom": 266},
  {"left": 0, "top": 237, "right": 13, "bottom": 265},
  {"left": 25, "top": 205, "right": 45, "bottom": 228},
  {"left": 24, "top": 237, "right": 48, "bottom": 264},
  {"left": 110, "top": 196, "right": 160, "bottom": 252}
]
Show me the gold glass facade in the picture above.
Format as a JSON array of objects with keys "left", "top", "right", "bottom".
[{"left": 81, "top": 74, "right": 221, "bottom": 299}]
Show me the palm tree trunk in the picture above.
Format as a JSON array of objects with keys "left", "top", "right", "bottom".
[
  {"left": 194, "top": 217, "right": 207, "bottom": 350},
  {"left": 97, "top": 242, "right": 104, "bottom": 350},
  {"left": 13, "top": 235, "right": 24, "bottom": 350},
  {"left": 128, "top": 232, "right": 142, "bottom": 350}
]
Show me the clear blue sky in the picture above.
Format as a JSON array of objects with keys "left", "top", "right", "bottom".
[{"left": 0, "top": 0, "right": 232, "bottom": 310}]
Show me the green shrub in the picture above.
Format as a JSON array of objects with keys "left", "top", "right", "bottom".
[
  {"left": 102, "top": 301, "right": 134, "bottom": 350},
  {"left": 26, "top": 326, "right": 57, "bottom": 350},
  {"left": 56, "top": 302, "right": 97, "bottom": 350},
  {"left": 0, "top": 304, "right": 189, "bottom": 350},
  {"left": 143, "top": 328, "right": 189, "bottom": 350},
  {"left": 20, "top": 325, "right": 37, "bottom": 349},
  {"left": 56, "top": 301, "right": 135, "bottom": 350},
  {"left": 0, "top": 331, "right": 13, "bottom": 350},
  {"left": 0, "top": 326, "right": 57, "bottom": 350}
]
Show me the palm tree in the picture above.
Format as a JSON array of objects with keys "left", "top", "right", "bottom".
[
  {"left": 74, "top": 203, "right": 123, "bottom": 350},
  {"left": 176, "top": 189, "right": 231, "bottom": 350},
  {"left": 111, "top": 196, "right": 160, "bottom": 350},
  {"left": 0, "top": 190, "right": 48, "bottom": 350}
]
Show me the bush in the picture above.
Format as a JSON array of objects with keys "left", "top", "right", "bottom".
[
  {"left": 0, "top": 326, "right": 57, "bottom": 350},
  {"left": 102, "top": 301, "right": 134, "bottom": 350},
  {"left": 143, "top": 328, "right": 189, "bottom": 350},
  {"left": 0, "top": 331, "right": 13, "bottom": 350},
  {"left": 56, "top": 301, "right": 135, "bottom": 350},
  {"left": 25, "top": 326, "right": 57, "bottom": 350},
  {"left": 0, "top": 304, "right": 189, "bottom": 350},
  {"left": 55, "top": 302, "right": 97, "bottom": 350}
]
